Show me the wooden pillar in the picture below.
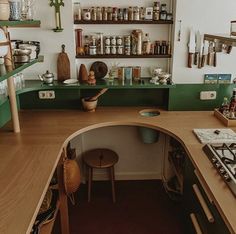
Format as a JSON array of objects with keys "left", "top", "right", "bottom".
[
  {"left": 57, "top": 150, "right": 70, "bottom": 234},
  {"left": 2, "top": 26, "right": 20, "bottom": 133}
]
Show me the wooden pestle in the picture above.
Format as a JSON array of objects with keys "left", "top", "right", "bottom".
[{"left": 87, "top": 88, "right": 108, "bottom": 101}]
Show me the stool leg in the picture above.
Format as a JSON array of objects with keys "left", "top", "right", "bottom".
[
  {"left": 88, "top": 167, "right": 93, "bottom": 202},
  {"left": 110, "top": 166, "right": 116, "bottom": 203}
]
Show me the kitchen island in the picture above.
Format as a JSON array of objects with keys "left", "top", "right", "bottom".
[{"left": 0, "top": 107, "right": 235, "bottom": 234}]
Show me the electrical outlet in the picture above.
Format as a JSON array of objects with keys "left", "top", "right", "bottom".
[
  {"left": 46, "top": 90, "right": 55, "bottom": 99},
  {"left": 38, "top": 91, "right": 47, "bottom": 99},
  {"left": 200, "top": 91, "right": 217, "bottom": 100},
  {"left": 38, "top": 91, "right": 55, "bottom": 99}
]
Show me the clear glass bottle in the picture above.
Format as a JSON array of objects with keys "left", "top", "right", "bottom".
[
  {"left": 219, "top": 97, "right": 229, "bottom": 115},
  {"left": 73, "top": 2, "right": 81, "bottom": 21},
  {"left": 142, "top": 33, "right": 151, "bottom": 54}
]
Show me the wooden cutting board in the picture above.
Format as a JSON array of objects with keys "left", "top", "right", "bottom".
[{"left": 57, "top": 44, "right": 70, "bottom": 82}]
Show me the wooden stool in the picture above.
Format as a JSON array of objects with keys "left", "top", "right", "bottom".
[{"left": 82, "top": 148, "right": 119, "bottom": 203}]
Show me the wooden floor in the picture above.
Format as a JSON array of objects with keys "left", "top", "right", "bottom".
[{"left": 54, "top": 180, "right": 184, "bottom": 234}]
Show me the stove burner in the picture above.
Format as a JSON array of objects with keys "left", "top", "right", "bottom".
[{"left": 203, "top": 143, "right": 236, "bottom": 197}]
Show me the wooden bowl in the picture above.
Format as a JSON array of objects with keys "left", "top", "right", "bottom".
[{"left": 82, "top": 98, "right": 98, "bottom": 112}]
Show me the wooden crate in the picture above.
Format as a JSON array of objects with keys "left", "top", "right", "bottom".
[{"left": 214, "top": 109, "right": 236, "bottom": 127}]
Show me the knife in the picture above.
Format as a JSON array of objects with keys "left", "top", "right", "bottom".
[
  {"left": 198, "top": 34, "right": 204, "bottom": 68},
  {"left": 188, "top": 28, "right": 195, "bottom": 68},
  {"left": 194, "top": 31, "right": 201, "bottom": 65},
  {"left": 207, "top": 42, "right": 214, "bottom": 66},
  {"left": 201, "top": 40, "right": 209, "bottom": 67}
]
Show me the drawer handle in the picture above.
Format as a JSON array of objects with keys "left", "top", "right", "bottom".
[
  {"left": 190, "top": 213, "right": 203, "bottom": 234},
  {"left": 192, "top": 184, "right": 215, "bottom": 223},
  {"left": 194, "top": 169, "right": 214, "bottom": 204}
]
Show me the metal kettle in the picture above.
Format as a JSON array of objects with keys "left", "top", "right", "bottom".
[{"left": 38, "top": 70, "right": 54, "bottom": 84}]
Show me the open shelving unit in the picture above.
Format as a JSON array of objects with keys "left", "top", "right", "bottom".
[
  {"left": 74, "top": 19, "right": 173, "bottom": 25},
  {"left": 76, "top": 54, "right": 171, "bottom": 59},
  {"left": 0, "top": 20, "right": 42, "bottom": 133}
]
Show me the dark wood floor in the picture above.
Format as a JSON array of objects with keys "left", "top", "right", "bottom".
[{"left": 52, "top": 180, "right": 185, "bottom": 234}]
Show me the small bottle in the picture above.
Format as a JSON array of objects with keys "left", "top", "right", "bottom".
[
  {"left": 102, "top": 7, "right": 108, "bottom": 21},
  {"left": 128, "top": 7, "right": 133, "bottom": 21},
  {"left": 97, "top": 7, "right": 102, "bottom": 20},
  {"left": 91, "top": 7, "right": 97, "bottom": 21},
  {"left": 107, "top": 7, "right": 113, "bottom": 20},
  {"left": 123, "top": 8, "right": 128, "bottom": 21},
  {"left": 219, "top": 97, "right": 229, "bottom": 115},
  {"left": 142, "top": 33, "right": 151, "bottom": 54},
  {"left": 133, "top": 6, "right": 140, "bottom": 21},
  {"left": 229, "top": 88, "right": 236, "bottom": 118},
  {"left": 73, "top": 2, "right": 81, "bottom": 21},
  {"left": 153, "top": 1, "right": 160, "bottom": 21},
  {"left": 112, "top": 7, "right": 118, "bottom": 21},
  {"left": 118, "top": 8, "right": 123, "bottom": 21},
  {"left": 139, "top": 7, "right": 145, "bottom": 20}
]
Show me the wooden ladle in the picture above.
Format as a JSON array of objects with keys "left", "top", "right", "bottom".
[{"left": 86, "top": 88, "right": 108, "bottom": 101}]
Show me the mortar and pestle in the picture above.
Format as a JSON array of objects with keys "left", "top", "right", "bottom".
[{"left": 82, "top": 88, "right": 108, "bottom": 112}]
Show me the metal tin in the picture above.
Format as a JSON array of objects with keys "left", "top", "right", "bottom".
[
  {"left": 117, "top": 46, "right": 124, "bottom": 55},
  {"left": 105, "top": 36, "right": 111, "bottom": 46},
  {"left": 116, "top": 36, "right": 123, "bottom": 46},
  {"left": 89, "top": 45, "right": 97, "bottom": 55},
  {"left": 124, "top": 46, "right": 131, "bottom": 55},
  {"left": 111, "top": 46, "right": 116, "bottom": 54},
  {"left": 111, "top": 36, "right": 116, "bottom": 46},
  {"left": 105, "top": 46, "right": 111, "bottom": 54},
  {"left": 132, "top": 66, "right": 141, "bottom": 81},
  {"left": 117, "top": 67, "right": 125, "bottom": 81}
]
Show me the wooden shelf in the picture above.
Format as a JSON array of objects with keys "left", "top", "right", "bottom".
[
  {"left": 76, "top": 54, "right": 171, "bottom": 59},
  {"left": 0, "top": 56, "right": 44, "bottom": 83},
  {"left": 74, "top": 20, "right": 173, "bottom": 25},
  {"left": 0, "top": 20, "right": 41, "bottom": 27}
]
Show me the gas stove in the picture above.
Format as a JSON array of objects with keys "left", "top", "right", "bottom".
[{"left": 203, "top": 143, "right": 236, "bottom": 197}]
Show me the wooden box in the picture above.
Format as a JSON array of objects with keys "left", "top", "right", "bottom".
[{"left": 214, "top": 109, "right": 236, "bottom": 127}]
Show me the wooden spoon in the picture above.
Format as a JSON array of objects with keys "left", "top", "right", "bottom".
[{"left": 87, "top": 88, "right": 108, "bottom": 101}]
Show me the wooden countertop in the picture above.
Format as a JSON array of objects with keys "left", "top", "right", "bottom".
[{"left": 0, "top": 107, "right": 236, "bottom": 234}]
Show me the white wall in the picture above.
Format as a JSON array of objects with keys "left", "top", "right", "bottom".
[
  {"left": 70, "top": 126, "right": 165, "bottom": 181},
  {"left": 172, "top": 0, "right": 236, "bottom": 83},
  {"left": 10, "top": 0, "right": 236, "bottom": 83}
]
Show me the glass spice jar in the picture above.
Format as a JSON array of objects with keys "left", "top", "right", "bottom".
[
  {"left": 123, "top": 8, "right": 128, "bottom": 21},
  {"left": 73, "top": 2, "right": 81, "bottom": 21},
  {"left": 139, "top": 7, "right": 145, "bottom": 20},
  {"left": 102, "top": 7, "right": 108, "bottom": 21},
  {"left": 112, "top": 7, "right": 118, "bottom": 21},
  {"left": 128, "top": 7, "right": 133, "bottom": 21},
  {"left": 107, "top": 7, "right": 113, "bottom": 20},
  {"left": 133, "top": 6, "right": 140, "bottom": 21},
  {"left": 230, "top": 21, "right": 236, "bottom": 36},
  {"left": 97, "top": 7, "right": 102, "bottom": 20},
  {"left": 118, "top": 8, "right": 123, "bottom": 21},
  {"left": 91, "top": 7, "right": 96, "bottom": 21}
]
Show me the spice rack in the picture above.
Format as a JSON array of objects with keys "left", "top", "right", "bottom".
[{"left": 74, "top": 1, "right": 174, "bottom": 82}]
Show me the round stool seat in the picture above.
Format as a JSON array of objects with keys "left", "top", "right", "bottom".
[
  {"left": 82, "top": 148, "right": 119, "bottom": 203},
  {"left": 83, "top": 148, "right": 119, "bottom": 169}
]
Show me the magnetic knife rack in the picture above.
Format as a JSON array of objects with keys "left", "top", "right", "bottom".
[{"left": 204, "top": 34, "right": 236, "bottom": 47}]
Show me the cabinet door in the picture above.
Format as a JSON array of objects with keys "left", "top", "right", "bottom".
[{"left": 183, "top": 156, "right": 230, "bottom": 234}]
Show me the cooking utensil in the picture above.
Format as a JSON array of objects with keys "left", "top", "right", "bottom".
[
  {"left": 207, "top": 42, "right": 214, "bottom": 66},
  {"left": 194, "top": 30, "right": 201, "bottom": 65},
  {"left": 188, "top": 28, "right": 195, "bottom": 68},
  {"left": 201, "top": 40, "right": 209, "bottom": 67},
  {"left": 87, "top": 88, "right": 108, "bottom": 101},
  {"left": 90, "top": 61, "right": 108, "bottom": 79},
  {"left": 14, "top": 48, "right": 32, "bottom": 56},
  {"left": 13, "top": 55, "right": 30, "bottom": 63},
  {"left": 38, "top": 70, "right": 54, "bottom": 84},
  {"left": 197, "top": 34, "right": 204, "bottom": 68},
  {"left": 57, "top": 44, "right": 70, "bottom": 82}
]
